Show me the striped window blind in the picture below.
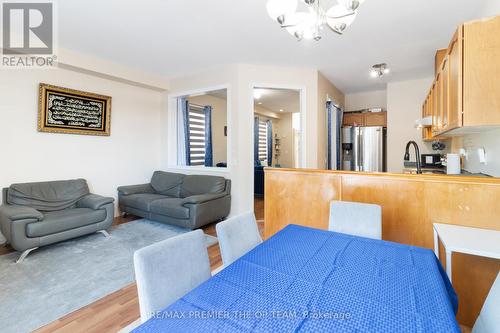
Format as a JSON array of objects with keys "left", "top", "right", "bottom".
[
  {"left": 189, "top": 104, "right": 206, "bottom": 166},
  {"left": 258, "top": 120, "right": 268, "bottom": 165}
]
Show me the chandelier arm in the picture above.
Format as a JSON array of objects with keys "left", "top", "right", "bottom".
[
  {"left": 326, "top": 24, "right": 344, "bottom": 35},
  {"left": 280, "top": 23, "right": 299, "bottom": 28},
  {"left": 325, "top": 12, "right": 356, "bottom": 20}
]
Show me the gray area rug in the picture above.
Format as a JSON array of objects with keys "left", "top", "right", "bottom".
[{"left": 0, "top": 219, "right": 218, "bottom": 333}]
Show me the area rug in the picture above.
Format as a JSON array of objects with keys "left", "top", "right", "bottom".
[{"left": 0, "top": 219, "right": 218, "bottom": 333}]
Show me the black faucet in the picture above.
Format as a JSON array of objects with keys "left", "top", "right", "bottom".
[{"left": 404, "top": 141, "right": 422, "bottom": 174}]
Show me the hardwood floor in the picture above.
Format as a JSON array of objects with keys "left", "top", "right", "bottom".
[
  {"left": 32, "top": 203, "right": 265, "bottom": 333},
  {"left": 254, "top": 196, "right": 264, "bottom": 221}
]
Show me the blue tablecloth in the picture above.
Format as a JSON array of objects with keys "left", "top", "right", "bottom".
[{"left": 134, "top": 224, "right": 460, "bottom": 332}]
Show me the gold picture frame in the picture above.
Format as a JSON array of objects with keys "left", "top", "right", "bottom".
[{"left": 38, "top": 83, "right": 112, "bottom": 136}]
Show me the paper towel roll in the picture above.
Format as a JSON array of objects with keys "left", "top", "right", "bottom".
[{"left": 447, "top": 154, "right": 461, "bottom": 175}]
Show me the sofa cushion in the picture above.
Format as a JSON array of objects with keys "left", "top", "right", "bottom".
[
  {"left": 180, "top": 175, "right": 226, "bottom": 198},
  {"left": 26, "top": 208, "right": 106, "bottom": 237},
  {"left": 150, "top": 171, "right": 184, "bottom": 197},
  {"left": 8, "top": 179, "right": 89, "bottom": 212},
  {"left": 150, "top": 198, "right": 190, "bottom": 219},
  {"left": 120, "top": 193, "right": 167, "bottom": 211}
]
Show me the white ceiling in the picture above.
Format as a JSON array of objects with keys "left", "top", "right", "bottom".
[
  {"left": 57, "top": 0, "right": 499, "bottom": 93},
  {"left": 255, "top": 88, "right": 300, "bottom": 113}
]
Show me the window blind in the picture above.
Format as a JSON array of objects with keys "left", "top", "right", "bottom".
[
  {"left": 258, "top": 120, "right": 268, "bottom": 164},
  {"left": 189, "top": 104, "right": 206, "bottom": 166}
]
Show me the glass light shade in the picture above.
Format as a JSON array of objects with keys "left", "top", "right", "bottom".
[
  {"left": 370, "top": 69, "right": 379, "bottom": 78},
  {"left": 326, "top": 5, "right": 357, "bottom": 33},
  {"left": 338, "top": 0, "right": 365, "bottom": 11},
  {"left": 285, "top": 12, "right": 316, "bottom": 40},
  {"left": 266, "top": 0, "right": 298, "bottom": 22}
]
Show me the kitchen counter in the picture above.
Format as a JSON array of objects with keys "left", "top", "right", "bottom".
[{"left": 402, "top": 162, "right": 492, "bottom": 177}]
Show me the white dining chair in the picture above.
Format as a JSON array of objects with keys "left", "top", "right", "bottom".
[
  {"left": 133, "top": 230, "right": 211, "bottom": 323},
  {"left": 472, "top": 272, "right": 500, "bottom": 333},
  {"left": 329, "top": 200, "right": 382, "bottom": 240},
  {"left": 216, "top": 211, "right": 262, "bottom": 267}
]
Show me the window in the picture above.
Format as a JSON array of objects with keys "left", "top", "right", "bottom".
[
  {"left": 258, "top": 119, "right": 268, "bottom": 165},
  {"left": 188, "top": 104, "right": 206, "bottom": 166}
]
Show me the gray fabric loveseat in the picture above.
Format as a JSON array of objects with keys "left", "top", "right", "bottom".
[
  {"left": 118, "top": 171, "right": 231, "bottom": 229},
  {"left": 0, "top": 179, "right": 114, "bottom": 263}
]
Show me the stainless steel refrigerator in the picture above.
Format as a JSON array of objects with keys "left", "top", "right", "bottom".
[{"left": 342, "top": 126, "right": 386, "bottom": 172}]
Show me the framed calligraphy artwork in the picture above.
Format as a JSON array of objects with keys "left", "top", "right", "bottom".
[{"left": 38, "top": 83, "right": 112, "bottom": 136}]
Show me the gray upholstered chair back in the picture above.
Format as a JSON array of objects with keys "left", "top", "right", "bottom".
[
  {"left": 133, "top": 230, "right": 211, "bottom": 323},
  {"left": 329, "top": 200, "right": 382, "bottom": 240},
  {"left": 216, "top": 211, "right": 262, "bottom": 266}
]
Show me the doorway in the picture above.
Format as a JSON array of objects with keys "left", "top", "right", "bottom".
[{"left": 252, "top": 87, "right": 303, "bottom": 221}]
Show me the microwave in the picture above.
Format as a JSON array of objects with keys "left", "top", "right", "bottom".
[{"left": 421, "top": 154, "right": 442, "bottom": 168}]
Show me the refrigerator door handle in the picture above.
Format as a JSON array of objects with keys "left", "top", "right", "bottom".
[{"left": 359, "top": 129, "right": 363, "bottom": 171}]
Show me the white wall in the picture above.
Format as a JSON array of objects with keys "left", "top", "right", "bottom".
[
  {"left": 345, "top": 89, "right": 387, "bottom": 111},
  {"left": 454, "top": 129, "right": 500, "bottom": 177},
  {"left": 386, "top": 77, "right": 437, "bottom": 173},
  {"left": 274, "top": 112, "right": 295, "bottom": 168},
  {"left": 0, "top": 68, "right": 165, "bottom": 214},
  {"left": 167, "top": 64, "right": 335, "bottom": 215}
]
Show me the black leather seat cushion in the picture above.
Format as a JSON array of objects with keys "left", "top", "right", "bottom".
[
  {"left": 119, "top": 193, "right": 167, "bottom": 211},
  {"left": 26, "top": 208, "right": 106, "bottom": 237},
  {"left": 150, "top": 198, "right": 190, "bottom": 219}
]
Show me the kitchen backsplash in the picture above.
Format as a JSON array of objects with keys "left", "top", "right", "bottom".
[{"left": 453, "top": 128, "right": 500, "bottom": 177}]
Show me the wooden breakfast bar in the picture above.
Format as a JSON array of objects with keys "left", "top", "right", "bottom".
[{"left": 264, "top": 168, "right": 500, "bottom": 327}]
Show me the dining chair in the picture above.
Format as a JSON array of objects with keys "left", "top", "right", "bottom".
[
  {"left": 216, "top": 211, "right": 262, "bottom": 267},
  {"left": 133, "top": 229, "right": 211, "bottom": 323},
  {"left": 329, "top": 200, "right": 382, "bottom": 240},
  {"left": 472, "top": 272, "right": 500, "bottom": 333}
]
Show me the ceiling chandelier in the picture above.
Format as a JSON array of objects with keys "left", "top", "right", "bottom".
[
  {"left": 266, "top": 0, "right": 366, "bottom": 41},
  {"left": 370, "top": 63, "right": 390, "bottom": 78}
]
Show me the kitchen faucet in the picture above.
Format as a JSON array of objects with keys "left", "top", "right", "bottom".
[{"left": 404, "top": 141, "right": 422, "bottom": 174}]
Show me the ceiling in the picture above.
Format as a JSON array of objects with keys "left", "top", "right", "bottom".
[
  {"left": 254, "top": 88, "right": 300, "bottom": 113},
  {"left": 57, "top": 0, "right": 499, "bottom": 93}
]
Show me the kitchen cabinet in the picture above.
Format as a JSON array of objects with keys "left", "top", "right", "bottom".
[
  {"left": 343, "top": 113, "right": 364, "bottom": 126},
  {"left": 441, "top": 56, "right": 449, "bottom": 129},
  {"left": 423, "top": 15, "right": 500, "bottom": 138},
  {"left": 364, "top": 112, "right": 387, "bottom": 127},
  {"left": 422, "top": 92, "right": 433, "bottom": 141},
  {"left": 448, "top": 31, "right": 461, "bottom": 130},
  {"left": 435, "top": 49, "right": 447, "bottom": 75},
  {"left": 343, "top": 111, "right": 387, "bottom": 127}
]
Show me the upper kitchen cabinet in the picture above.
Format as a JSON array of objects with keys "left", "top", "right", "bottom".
[
  {"left": 463, "top": 16, "right": 500, "bottom": 127},
  {"left": 343, "top": 111, "right": 387, "bottom": 127},
  {"left": 343, "top": 112, "right": 365, "bottom": 126},
  {"left": 426, "top": 15, "right": 500, "bottom": 137}
]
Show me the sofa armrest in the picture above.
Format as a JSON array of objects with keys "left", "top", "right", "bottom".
[
  {"left": 182, "top": 193, "right": 227, "bottom": 205},
  {"left": 0, "top": 204, "right": 43, "bottom": 221},
  {"left": 117, "top": 184, "right": 155, "bottom": 196},
  {"left": 77, "top": 194, "right": 114, "bottom": 210}
]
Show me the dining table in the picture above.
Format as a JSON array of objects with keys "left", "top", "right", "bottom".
[{"left": 133, "top": 224, "right": 460, "bottom": 332}]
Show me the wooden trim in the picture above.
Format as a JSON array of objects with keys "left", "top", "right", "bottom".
[{"left": 264, "top": 167, "right": 500, "bottom": 185}]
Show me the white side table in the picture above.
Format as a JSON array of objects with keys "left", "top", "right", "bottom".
[{"left": 433, "top": 223, "right": 500, "bottom": 282}]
